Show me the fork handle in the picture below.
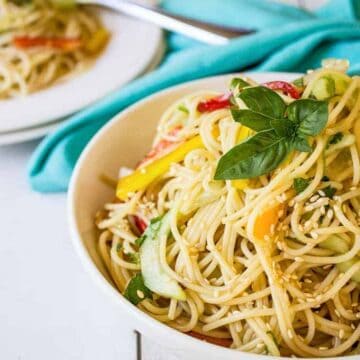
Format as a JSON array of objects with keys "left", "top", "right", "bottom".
[{"left": 81, "top": 0, "right": 253, "bottom": 45}]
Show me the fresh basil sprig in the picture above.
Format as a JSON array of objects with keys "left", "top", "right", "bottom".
[{"left": 215, "top": 86, "right": 328, "bottom": 180}]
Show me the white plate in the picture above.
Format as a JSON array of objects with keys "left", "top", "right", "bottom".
[
  {"left": 69, "top": 72, "right": 353, "bottom": 360},
  {"left": 0, "top": 8, "right": 162, "bottom": 133},
  {"left": 0, "top": 121, "right": 60, "bottom": 146},
  {"left": 0, "top": 37, "right": 165, "bottom": 146}
]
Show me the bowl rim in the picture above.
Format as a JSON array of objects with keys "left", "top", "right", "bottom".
[{"left": 68, "top": 72, "right": 352, "bottom": 360}]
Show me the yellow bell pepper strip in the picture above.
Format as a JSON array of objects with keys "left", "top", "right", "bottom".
[
  {"left": 254, "top": 203, "right": 284, "bottom": 240},
  {"left": 117, "top": 135, "right": 203, "bottom": 200},
  {"left": 85, "top": 28, "right": 110, "bottom": 54},
  {"left": 231, "top": 125, "right": 251, "bottom": 190}
]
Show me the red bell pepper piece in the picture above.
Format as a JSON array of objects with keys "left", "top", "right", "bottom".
[
  {"left": 134, "top": 215, "right": 147, "bottom": 234},
  {"left": 197, "top": 93, "right": 231, "bottom": 113},
  {"left": 137, "top": 126, "right": 182, "bottom": 167},
  {"left": 187, "top": 331, "right": 232, "bottom": 348},
  {"left": 13, "top": 36, "right": 82, "bottom": 51},
  {"left": 263, "top": 81, "right": 301, "bottom": 99}
]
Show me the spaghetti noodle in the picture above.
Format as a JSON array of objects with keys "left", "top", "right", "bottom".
[
  {"left": 97, "top": 59, "right": 360, "bottom": 357},
  {"left": 0, "top": 0, "right": 108, "bottom": 98}
]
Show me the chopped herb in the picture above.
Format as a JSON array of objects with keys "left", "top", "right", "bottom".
[
  {"left": 322, "top": 186, "right": 336, "bottom": 198},
  {"left": 136, "top": 216, "right": 163, "bottom": 247},
  {"left": 116, "top": 243, "right": 122, "bottom": 252},
  {"left": 328, "top": 132, "right": 343, "bottom": 145},
  {"left": 126, "top": 252, "right": 140, "bottom": 264},
  {"left": 215, "top": 86, "right": 328, "bottom": 180},
  {"left": 322, "top": 175, "right": 330, "bottom": 181},
  {"left": 230, "top": 77, "right": 250, "bottom": 91},
  {"left": 302, "top": 211, "right": 314, "bottom": 221},
  {"left": 124, "top": 273, "right": 152, "bottom": 305},
  {"left": 294, "top": 177, "right": 311, "bottom": 194},
  {"left": 135, "top": 235, "right": 146, "bottom": 247},
  {"left": 292, "top": 77, "right": 304, "bottom": 88},
  {"left": 178, "top": 104, "right": 189, "bottom": 114}
]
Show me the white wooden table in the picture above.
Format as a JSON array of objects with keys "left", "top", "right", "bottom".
[{"left": 0, "top": 1, "right": 327, "bottom": 359}]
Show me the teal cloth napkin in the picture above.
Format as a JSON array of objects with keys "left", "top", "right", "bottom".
[{"left": 28, "top": 0, "right": 360, "bottom": 192}]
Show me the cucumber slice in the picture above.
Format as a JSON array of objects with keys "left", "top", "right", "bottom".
[
  {"left": 337, "top": 258, "right": 360, "bottom": 283},
  {"left": 140, "top": 213, "right": 186, "bottom": 301},
  {"left": 320, "top": 234, "right": 350, "bottom": 254},
  {"left": 312, "top": 76, "right": 335, "bottom": 100},
  {"left": 311, "top": 72, "right": 351, "bottom": 100},
  {"left": 319, "top": 234, "right": 360, "bottom": 283}
]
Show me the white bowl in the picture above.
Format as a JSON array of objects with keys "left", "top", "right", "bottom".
[{"left": 68, "top": 72, "right": 343, "bottom": 360}]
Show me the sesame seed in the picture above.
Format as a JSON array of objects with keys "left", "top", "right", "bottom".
[
  {"left": 270, "top": 224, "right": 275, "bottom": 235},
  {"left": 319, "top": 346, "right": 328, "bottom": 350},
  {"left": 339, "top": 329, "right": 345, "bottom": 339},
  {"left": 310, "top": 195, "right": 320, "bottom": 203},
  {"left": 287, "top": 329, "right": 294, "bottom": 339},
  {"left": 327, "top": 210, "right": 334, "bottom": 219},
  {"left": 295, "top": 257, "right": 304, "bottom": 262},
  {"left": 310, "top": 231, "right": 319, "bottom": 239},
  {"left": 320, "top": 206, "right": 326, "bottom": 215},
  {"left": 335, "top": 309, "right": 341, "bottom": 317},
  {"left": 318, "top": 190, "right": 325, "bottom": 197},
  {"left": 356, "top": 313, "right": 360, "bottom": 319},
  {"left": 264, "top": 235, "right": 270, "bottom": 241},
  {"left": 351, "top": 324, "right": 356, "bottom": 330},
  {"left": 266, "top": 323, "right": 272, "bottom": 331},
  {"left": 316, "top": 295, "right": 322, "bottom": 302},
  {"left": 304, "top": 279, "right": 312, "bottom": 284},
  {"left": 137, "top": 290, "right": 144, "bottom": 299}
]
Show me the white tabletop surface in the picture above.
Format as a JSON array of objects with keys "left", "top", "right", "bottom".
[
  {"left": 0, "top": 141, "right": 138, "bottom": 360},
  {"left": 0, "top": 1, "right": 328, "bottom": 359}
]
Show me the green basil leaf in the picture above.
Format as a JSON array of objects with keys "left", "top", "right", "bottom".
[
  {"left": 292, "top": 136, "right": 312, "bottom": 152},
  {"left": 231, "top": 108, "right": 273, "bottom": 132},
  {"left": 239, "top": 86, "right": 287, "bottom": 119},
  {"left": 230, "top": 77, "right": 250, "bottom": 91},
  {"left": 287, "top": 99, "right": 328, "bottom": 136},
  {"left": 293, "top": 177, "right": 311, "bottom": 194},
  {"left": 270, "top": 118, "right": 295, "bottom": 138},
  {"left": 124, "top": 273, "right": 152, "bottom": 305},
  {"left": 215, "top": 130, "right": 290, "bottom": 180}
]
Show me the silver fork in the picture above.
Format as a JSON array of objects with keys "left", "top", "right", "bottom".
[{"left": 78, "top": 0, "right": 253, "bottom": 44}]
